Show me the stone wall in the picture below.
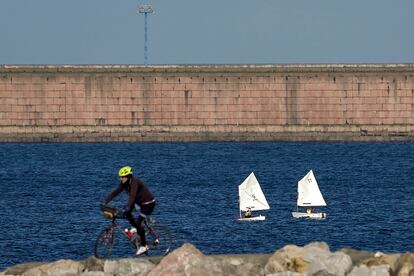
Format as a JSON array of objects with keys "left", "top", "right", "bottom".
[{"left": 1, "top": 64, "right": 414, "bottom": 142}]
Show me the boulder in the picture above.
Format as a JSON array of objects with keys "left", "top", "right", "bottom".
[
  {"left": 305, "top": 244, "right": 353, "bottom": 276},
  {"left": 304, "top": 241, "right": 330, "bottom": 252},
  {"left": 148, "top": 243, "right": 223, "bottom": 276},
  {"left": 360, "top": 252, "right": 401, "bottom": 274},
  {"left": 265, "top": 272, "right": 302, "bottom": 276},
  {"left": 79, "top": 272, "right": 109, "bottom": 276},
  {"left": 264, "top": 242, "right": 353, "bottom": 276},
  {"left": 265, "top": 244, "right": 308, "bottom": 274},
  {"left": 395, "top": 253, "right": 414, "bottom": 276},
  {"left": 103, "top": 258, "right": 155, "bottom": 276},
  {"left": 22, "top": 259, "right": 84, "bottom": 276},
  {"left": 347, "top": 264, "right": 390, "bottom": 276},
  {"left": 80, "top": 257, "right": 105, "bottom": 272},
  {"left": 212, "top": 254, "right": 269, "bottom": 276},
  {"left": 149, "top": 246, "right": 268, "bottom": 276},
  {"left": 339, "top": 248, "right": 375, "bottom": 266},
  {"left": 0, "top": 262, "right": 44, "bottom": 275}
]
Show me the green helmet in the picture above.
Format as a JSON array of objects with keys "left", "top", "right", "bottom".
[{"left": 118, "top": 166, "right": 133, "bottom": 177}]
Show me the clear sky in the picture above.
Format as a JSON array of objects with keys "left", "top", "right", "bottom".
[{"left": 1, "top": 0, "right": 414, "bottom": 65}]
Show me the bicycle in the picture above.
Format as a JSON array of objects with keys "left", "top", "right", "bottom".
[{"left": 94, "top": 204, "right": 172, "bottom": 259}]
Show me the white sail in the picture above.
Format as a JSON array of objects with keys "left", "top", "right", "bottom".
[
  {"left": 297, "top": 170, "right": 327, "bottom": 207},
  {"left": 239, "top": 172, "right": 270, "bottom": 211}
]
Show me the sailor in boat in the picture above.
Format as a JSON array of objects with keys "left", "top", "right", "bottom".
[
  {"left": 245, "top": 208, "right": 252, "bottom": 218},
  {"left": 306, "top": 208, "right": 313, "bottom": 214}
]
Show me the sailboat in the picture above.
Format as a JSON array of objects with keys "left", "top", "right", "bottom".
[
  {"left": 292, "top": 170, "right": 327, "bottom": 219},
  {"left": 237, "top": 172, "right": 270, "bottom": 221}
]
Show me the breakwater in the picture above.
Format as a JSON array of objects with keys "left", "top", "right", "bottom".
[
  {"left": 1, "top": 64, "right": 414, "bottom": 142},
  {"left": 2, "top": 242, "right": 413, "bottom": 276}
]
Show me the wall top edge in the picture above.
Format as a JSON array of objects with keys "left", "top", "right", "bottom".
[{"left": 1, "top": 63, "right": 414, "bottom": 74}]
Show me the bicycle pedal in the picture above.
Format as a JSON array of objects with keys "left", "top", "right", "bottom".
[{"left": 152, "top": 238, "right": 159, "bottom": 245}]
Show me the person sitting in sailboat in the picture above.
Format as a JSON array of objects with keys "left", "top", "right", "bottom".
[
  {"left": 306, "top": 208, "right": 313, "bottom": 214},
  {"left": 245, "top": 208, "right": 252, "bottom": 218}
]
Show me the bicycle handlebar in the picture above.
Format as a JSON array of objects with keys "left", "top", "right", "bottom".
[{"left": 100, "top": 204, "right": 126, "bottom": 219}]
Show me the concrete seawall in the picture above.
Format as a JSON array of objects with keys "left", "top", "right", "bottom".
[{"left": 1, "top": 64, "right": 414, "bottom": 142}]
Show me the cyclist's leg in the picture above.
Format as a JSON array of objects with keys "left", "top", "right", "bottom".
[
  {"left": 136, "top": 202, "right": 155, "bottom": 246},
  {"left": 125, "top": 209, "right": 141, "bottom": 233}
]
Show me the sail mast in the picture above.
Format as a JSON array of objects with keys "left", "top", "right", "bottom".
[{"left": 239, "top": 196, "right": 242, "bottom": 218}]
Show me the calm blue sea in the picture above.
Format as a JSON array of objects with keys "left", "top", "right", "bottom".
[{"left": 0, "top": 142, "right": 414, "bottom": 270}]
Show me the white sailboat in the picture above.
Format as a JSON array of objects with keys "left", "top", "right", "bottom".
[
  {"left": 237, "top": 172, "right": 270, "bottom": 221},
  {"left": 292, "top": 170, "right": 327, "bottom": 220}
]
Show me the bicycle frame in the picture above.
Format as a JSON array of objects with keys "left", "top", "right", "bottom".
[
  {"left": 104, "top": 217, "right": 132, "bottom": 245},
  {"left": 106, "top": 213, "right": 158, "bottom": 246}
]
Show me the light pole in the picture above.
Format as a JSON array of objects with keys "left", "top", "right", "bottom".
[{"left": 138, "top": 4, "right": 153, "bottom": 67}]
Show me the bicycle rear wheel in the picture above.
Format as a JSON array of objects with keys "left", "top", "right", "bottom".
[{"left": 147, "top": 223, "right": 172, "bottom": 256}]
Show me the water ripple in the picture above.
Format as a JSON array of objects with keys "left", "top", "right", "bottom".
[{"left": 0, "top": 142, "right": 413, "bottom": 269}]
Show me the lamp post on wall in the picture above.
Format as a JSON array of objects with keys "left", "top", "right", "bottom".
[{"left": 138, "top": 4, "right": 153, "bottom": 67}]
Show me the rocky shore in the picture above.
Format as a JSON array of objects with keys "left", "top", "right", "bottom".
[{"left": 1, "top": 242, "right": 413, "bottom": 276}]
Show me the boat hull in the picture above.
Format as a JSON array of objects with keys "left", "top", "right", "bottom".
[
  {"left": 291, "top": 212, "right": 326, "bottom": 220},
  {"left": 236, "top": 215, "right": 266, "bottom": 221}
]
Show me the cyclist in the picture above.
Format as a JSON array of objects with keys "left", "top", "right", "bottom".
[{"left": 104, "top": 165, "right": 156, "bottom": 256}]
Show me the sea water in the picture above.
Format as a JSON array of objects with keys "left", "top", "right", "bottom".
[{"left": 0, "top": 142, "right": 413, "bottom": 270}]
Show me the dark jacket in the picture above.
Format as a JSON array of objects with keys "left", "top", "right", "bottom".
[{"left": 105, "top": 176, "right": 154, "bottom": 210}]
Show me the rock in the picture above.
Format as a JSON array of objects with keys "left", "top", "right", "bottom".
[
  {"left": 339, "top": 248, "right": 375, "bottom": 266},
  {"left": 305, "top": 245, "right": 352, "bottom": 276},
  {"left": 212, "top": 254, "right": 269, "bottom": 276},
  {"left": 304, "top": 241, "right": 330, "bottom": 252},
  {"left": 149, "top": 245, "right": 268, "bottom": 276},
  {"left": 347, "top": 264, "right": 390, "bottom": 276},
  {"left": 79, "top": 272, "right": 109, "bottom": 276},
  {"left": 0, "top": 262, "right": 44, "bottom": 275},
  {"left": 80, "top": 257, "right": 105, "bottom": 272},
  {"left": 22, "top": 259, "right": 84, "bottom": 276},
  {"left": 397, "top": 263, "right": 414, "bottom": 276},
  {"left": 265, "top": 244, "right": 308, "bottom": 274},
  {"left": 395, "top": 253, "right": 414, "bottom": 276},
  {"left": 360, "top": 252, "right": 401, "bottom": 274},
  {"left": 264, "top": 242, "right": 353, "bottom": 276},
  {"left": 103, "top": 258, "right": 155, "bottom": 276},
  {"left": 267, "top": 272, "right": 303, "bottom": 276},
  {"left": 148, "top": 243, "right": 223, "bottom": 276}
]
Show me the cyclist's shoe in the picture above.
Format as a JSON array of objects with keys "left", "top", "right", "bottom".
[{"left": 136, "top": 245, "right": 149, "bottom": 256}]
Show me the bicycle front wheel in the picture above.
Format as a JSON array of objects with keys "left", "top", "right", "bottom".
[
  {"left": 147, "top": 223, "right": 172, "bottom": 256},
  {"left": 94, "top": 226, "right": 135, "bottom": 259},
  {"left": 94, "top": 227, "right": 115, "bottom": 259}
]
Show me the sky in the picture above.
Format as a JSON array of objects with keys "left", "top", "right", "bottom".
[{"left": 1, "top": 0, "right": 414, "bottom": 65}]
